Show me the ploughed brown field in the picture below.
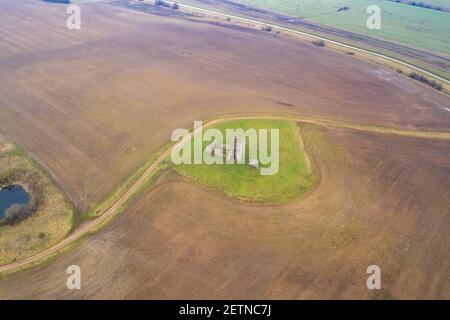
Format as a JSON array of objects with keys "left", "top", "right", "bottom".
[
  {"left": 1, "top": 125, "right": 449, "bottom": 299},
  {"left": 0, "top": 0, "right": 449, "bottom": 299}
]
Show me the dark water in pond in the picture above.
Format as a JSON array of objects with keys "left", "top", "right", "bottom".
[{"left": 0, "top": 185, "right": 30, "bottom": 219}]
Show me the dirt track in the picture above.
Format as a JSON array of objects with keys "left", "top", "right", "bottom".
[
  {"left": 3, "top": 114, "right": 448, "bottom": 274},
  {"left": 1, "top": 124, "right": 448, "bottom": 299}
]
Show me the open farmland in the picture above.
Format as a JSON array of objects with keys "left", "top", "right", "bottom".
[
  {"left": 0, "top": 0, "right": 449, "bottom": 213},
  {"left": 201, "top": 0, "right": 450, "bottom": 55},
  {"left": 1, "top": 125, "right": 449, "bottom": 299},
  {"left": 179, "top": 0, "right": 450, "bottom": 81},
  {"left": 0, "top": 0, "right": 449, "bottom": 300}
]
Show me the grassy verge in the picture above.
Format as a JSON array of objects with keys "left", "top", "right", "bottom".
[
  {"left": 89, "top": 163, "right": 168, "bottom": 234},
  {"left": 84, "top": 141, "right": 173, "bottom": 220}
]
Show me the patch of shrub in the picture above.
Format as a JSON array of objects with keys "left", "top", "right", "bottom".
[
  {"left": 154, "top": 0, "right": 170, "bottom": 7},
  {"left": 409, "top": 72, "right": 443, "bottom": 91},
  {"left": 171, "top": 3, "right": 179, "bottom": 10},
  {"left": 2, "top": 204, "right": 29, "bottom": 225},
  {"left": 0, "top": 173, "right": 15, "bottom": 189},
  {"left": 312, "top": 39, "right": 326, "bottom": 47},
  {"left": 0, "top": 194, "right": 41, "bottom": 226},
  {"left": 337, "top": 6, "right": 350, "bottom": 12},
  {"left": 0, "top": 183, "right": 14, "bottom": 191},
  {"left": 388, "top": 0, "right": 447, "bottom": 12}
]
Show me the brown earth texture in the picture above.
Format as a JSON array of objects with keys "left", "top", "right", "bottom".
[{"left": 0, "top": 0, "right": 449, "bottom": 299}]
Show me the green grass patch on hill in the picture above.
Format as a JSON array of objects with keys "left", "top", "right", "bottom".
[{"left": 171, "top": 119, "right": 315, "bottom": 202}]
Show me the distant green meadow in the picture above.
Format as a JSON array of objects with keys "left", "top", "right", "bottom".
[
  {"left": 171, "top": 119, "right": 315, "bottom": 203},
  {"left": 230, "top": 0, "right": 450, "bottom": 55},
  {"left": 423, "top": 0, "right": 450, "bottom": 9}
]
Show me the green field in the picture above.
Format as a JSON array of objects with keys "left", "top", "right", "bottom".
[
  {"left": 171, "top": 119, "right": 315, "bottom": 203},
  {"left": 423, "top": 0, "right": 450, "bottom": 9},
  {"left": 230, "top": 0, "right": 450, "bottom": 55}
]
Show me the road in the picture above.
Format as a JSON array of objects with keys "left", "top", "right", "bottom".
[
  {"left": 1, "top": 114, "right": 449, "bottom": 273},
  {"left": 165, "top": 0, "right": 450, "bottom": 85}
]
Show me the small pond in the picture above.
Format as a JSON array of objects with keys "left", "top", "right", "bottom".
[{"left": 0, "top": 185, "right": 30, "bottom": 219}]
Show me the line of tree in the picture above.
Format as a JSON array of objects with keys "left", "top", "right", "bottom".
[
  {"left": 388, "top": 0, "right": 449, "bottom": 12},
  {"left": 409, "top": 72, "right": 443, "bottom": 91},
  {"left": 154, "top": 0, "right": 179, "bottom": 9},
  {"left": 312, "top": 39, "right": 326, "bottom": 47}
]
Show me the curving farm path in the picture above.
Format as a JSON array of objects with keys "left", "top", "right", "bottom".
[{"left": 1, "top": 114, "right": 449, "bottom": 274}]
